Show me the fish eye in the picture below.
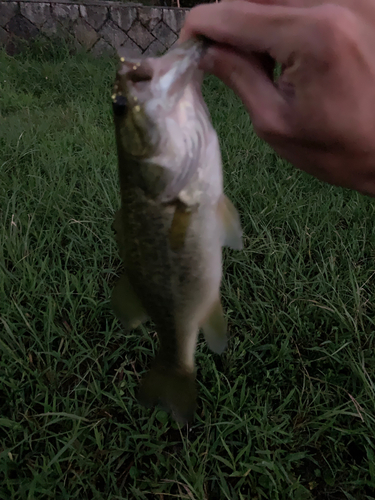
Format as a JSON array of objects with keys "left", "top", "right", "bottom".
[{"left": 112, "top": 95, "right": 127, "bottom": 117}]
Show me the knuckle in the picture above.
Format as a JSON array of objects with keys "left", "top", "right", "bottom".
[
  {"left": 311, "top": 4, "right": 360, "bottom": 60},
  {"left": 317, "top": 3, "right": 358, "bottom": 36},
  {"left": 182, "top": 7, "right": 198, "bottom": 29},
  {"left": 183, "top": 5, "right": 206, "bottom": 30}
]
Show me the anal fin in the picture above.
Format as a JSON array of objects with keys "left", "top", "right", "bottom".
[
  {"left": 111, "top": 273, "right": 148, "bottom": 330},
  {"left": 217, "top": 194, "right": 243, "bottom": 250},
  {"left": 201, "top": 299, "right": 227, "bottom": 354}
]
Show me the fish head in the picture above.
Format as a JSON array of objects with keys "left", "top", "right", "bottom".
[
  {"left": 112, "top": 39, "right": 208, "bottom": 161},
  {"left": 112, "top": 57, "right": 156, "bottom": 159}
]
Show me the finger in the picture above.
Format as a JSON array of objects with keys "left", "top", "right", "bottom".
[
  {"left": 180, "top": 0, "right": 336, "bottom": 63},
  {"left": 221, "top": 0, "right": 302, "bottom": 6},
  {"left": 180, "top": 1, "right": 309, "bottom": 62},
  {"left": 207, "top": 1, "right": 281, "bottom": 81},
  {"left": 220, "top": 1, "right": 289, "bottom": 79},
  {"left": 201, "top": 44, "right": 291, "bottom": 138}
]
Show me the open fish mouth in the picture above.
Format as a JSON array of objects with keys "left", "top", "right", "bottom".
[{"left": 117, "top": 37, "right": 210, "bottom": 99}]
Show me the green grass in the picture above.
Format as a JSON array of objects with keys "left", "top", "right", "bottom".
[{"left": 1, "top": 41, "right": 375, "bottom": 500}]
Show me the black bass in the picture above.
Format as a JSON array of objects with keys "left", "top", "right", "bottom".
[{"left": 111, "top": 39, "right": 242, "bottom": 422}]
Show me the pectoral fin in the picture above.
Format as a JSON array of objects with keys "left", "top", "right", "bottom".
[
  {"left": 168, "top": 200, "right": 195, "bottom": 252},
  {"left": 202, "top": 299, "right": 227, "bottom": 354},
  {"left": 217, "top": 195, "right": 243, "bottom": 250},
  {"left": 111, "top": 273, "right": 148, "bottom": 330}
]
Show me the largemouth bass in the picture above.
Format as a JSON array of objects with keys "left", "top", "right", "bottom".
[{"left": 111, "top": 39, "right": 242, "bottom": 422}]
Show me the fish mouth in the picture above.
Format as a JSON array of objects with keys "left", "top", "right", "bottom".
[{"left": 117, "top": 37, "right": 209, "bottom": 100}]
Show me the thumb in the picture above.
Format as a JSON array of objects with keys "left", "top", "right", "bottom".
[{"left": 202, "top": 44, "right": 291, "bottom": 139}]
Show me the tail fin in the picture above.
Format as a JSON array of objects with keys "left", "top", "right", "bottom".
[{"left": 138, "top": 363, "right": 197, "bottom": 424}]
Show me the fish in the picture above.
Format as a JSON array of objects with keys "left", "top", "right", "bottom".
[{"left": 111, "top": 38, "right": 243, "bottom": 423}]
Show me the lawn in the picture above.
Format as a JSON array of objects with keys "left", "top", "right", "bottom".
[{"left": 1, "top": 41, "right": 375, "bottom": 500}]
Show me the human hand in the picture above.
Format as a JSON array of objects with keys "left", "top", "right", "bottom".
[{"left": 180, "top": 0, "right": 375, "bottom": 196}]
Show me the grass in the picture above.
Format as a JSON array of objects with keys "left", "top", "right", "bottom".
[{"left": 1, "top": 40, "right": 375, "bottom": 500}]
